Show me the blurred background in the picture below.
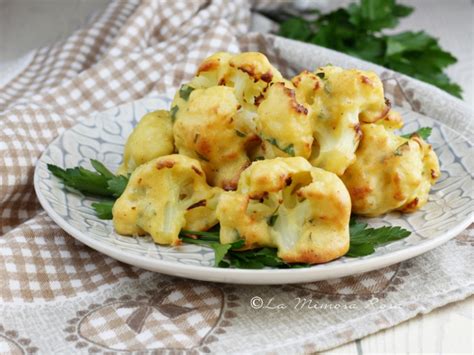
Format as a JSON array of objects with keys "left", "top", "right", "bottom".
[{"left": 0, "top": 0, "right": 472, "bottom": 104}]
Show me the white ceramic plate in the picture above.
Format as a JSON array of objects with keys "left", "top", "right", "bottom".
[{"left": 34, "top": 95, "right": 474, "bottom": 285}]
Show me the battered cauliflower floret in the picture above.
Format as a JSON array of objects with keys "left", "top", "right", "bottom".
[
  {"left": 173, "top": 86, "right": 260, "bottom": 190},
  {"left": 117, "top": 110, "right": 174, "bottom": 175},
  {"left": 216, "top": 157, "right": 351, "bottom": 264},
  {"left": 113, "top": 155, "right": 221, "bottom": 245},
  {"left": 172, "top": 52, "right": 285, "bottom": 136},
  {"left": 190, "top": 52, "right": 233, "bottom": 89},
  {"left": 189, "top": 51, "right": 284, "bottom": 111},
  {"left": 170, "top": 52, "right": 295, "bottom": 189},
  {"left": 172, "top": 52, "right": 313, "bottom": 184},
  {"left": 341, "top": 124, "right": 440, "bottom": 216},
  {"left": 256, "top": 82, "right": 313, "bottom": 159},
  {"left": 292, "top": 66, "right": 390, "bottom": 175}
]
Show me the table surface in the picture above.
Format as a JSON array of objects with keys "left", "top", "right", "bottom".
[{"left": 0, "top": 0, "right": 472, "bottom": 354}]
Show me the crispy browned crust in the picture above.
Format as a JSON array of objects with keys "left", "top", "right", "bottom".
[
  {"left": 230, "top": 61, "right": 274, "bottom": 83},
  {"left": 156, "top": 160, "right": 175, "bottom": 169},
  {"left": 197, "top": 59, "right": 220, "bottom": 74},
  {"left": 280, "top": 241, "right": 349, "bottom": 264},
  {"left": 273, "top": 83, "right": 309, "bottom": 115}
]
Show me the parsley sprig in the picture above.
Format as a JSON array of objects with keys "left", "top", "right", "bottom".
[
  {"left": 401, "top": 127, "right": 432, "bottom": 140},
  {"left": 47, "top": 160, "right": 128, "bottom": 218},
  {"left": 276, "top": 0, "right": 462, "bottom": 98},
  {"left": 180, "top": 218, "right": 411, "bottom": 269},
  {"left": 179, "top": 229, "right": 307, "bottom": 269},
  {"left": 347, "top": 218, "right": 410, "bottom": 257}
]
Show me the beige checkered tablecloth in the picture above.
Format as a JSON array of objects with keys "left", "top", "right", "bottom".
[{"left": 0, "top": 0, "right": 473, "bottom": 353}]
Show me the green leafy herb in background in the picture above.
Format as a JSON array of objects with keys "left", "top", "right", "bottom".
[{"left": 276, "top": 0, "right": 462, "bottom": 98}]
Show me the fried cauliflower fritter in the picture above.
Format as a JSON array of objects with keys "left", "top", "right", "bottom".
[
  {"left": 216, "top": 157, "right": 351, "bottom": 264},
  {"left": 173, "top": 86, "right": 260, "bottom": 190},
  {"left": 113, "top": 155, "right": 221, "bottom": 245},
  {"left": 190, "top": 51, "right": 284, "bottom": 112},
  {"left": 117, "top": 110, "right": 174, "bottom": 175},
  {"left": 292, "top": 66, "right": 390, "bottom": 176},
  {"left": 172, "top": 51, "right": 312, "bottom": 189},
  {"left": 341, "top": 124, "right": 440, "bottom": 216}
]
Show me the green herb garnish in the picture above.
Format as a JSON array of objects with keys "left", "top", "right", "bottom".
[
  {"left": 47, "top": 160, "right": 128, "bottom": 198},
  {"left": 346, "top": 217, "right": 411, "bottom": 257},
  {"left": 92, "top": 201, "right": 114, "bottom": 219},
  {"left": 170, "top": 105, "right": 179, "bottom": 122},
  {"left": 266, "top": 137, "right": 278, "bottom": 146},
  {"left": 222, "top": 248, "right": 307, "bottom": 269},
  {"left": 107, "top": 175, "right": 129, "bottom": 198},
  {"left": 276, "top": 0, "right": 462, "bottom": 98},
  {"left": 179, "top": 85, "right": 194, "bottom": 101},
  {"left": 265, "top": 137, "right": 296, "bottom": 156},
  {"left": 47, "top": 160, "right": 129, "bottom": 219},
  {"left": 282, "top": 144, "right": 295, "bottom": 156},
  {"left": 235, "top": 130, "right": 246, "bottom": 137},
  {"left": 316, "top": 72, "right": 325, "bottom": 79},
  {"left": 394, "top": 141, "right": 409, "bottom": 156},
  {"left": 267, "top": 214, "right": 278, "bottom": 226},
  {"left": 401, "top": 127, "right": 432, "bottom": 140},
  {"left": 180, "top": 230, "right": 244, "bottom": 266},
  {"left": 179, "top": 217, "right": 410, "bottom": 268}
]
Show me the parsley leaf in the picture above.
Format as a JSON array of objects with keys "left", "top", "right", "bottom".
[
  {"left": 180, "top": 229, "right": 220, "bottom": 241},
  {"left": 107, "top": 175, "right": 129, "bottom": 197},
  {"left": 92, "top": 200, "right": 114, "bottom": 219},
  {"left": 267, "top": 214, "right": 278, "bottom": 226},
  {"left": 90, "top": 159, "right": 114, "bottom": 179},
  {"left": 346, "top": 217, "right": 410, "bottom": 257},
  {"left": 170, "top": 105, "right": 179, "bottom": 122},
  {"left": 179, "top": 228, "right": 304, "bottom": 269},
  {"left": 48, "top": 160, "right": 129, "bottom": 208},
  {"left": 265, "top": 137, "right": 295, "bottom": 156},
  {"left": 179, "top": 85, "right": 194, "bottom": 101},
  {"left": 276, "top": 0, "right": 462, "bottom": 98},
  {"left": 180, "top": 217, "right": 410, "bottom": 267},
  {"left": 180, "top": 230, "right": 244, "bottom": 266},
  {"left": 48, "top": 164, "right": 111, "bottom": 197},
  {"left": 235, "top": 130, "right": 246, "bottom": 137},
  {"left": 401, "top": 127, "right": 432, "bottom": 140},
  {"left": 282, "top": 144, "right": 295, "bottom": 156},
  {"left": 223, "top": 248, "right": 308, "bottom": 269},
  {"left": 181, "top": 238, "right": 234, "bottom": 266}
]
